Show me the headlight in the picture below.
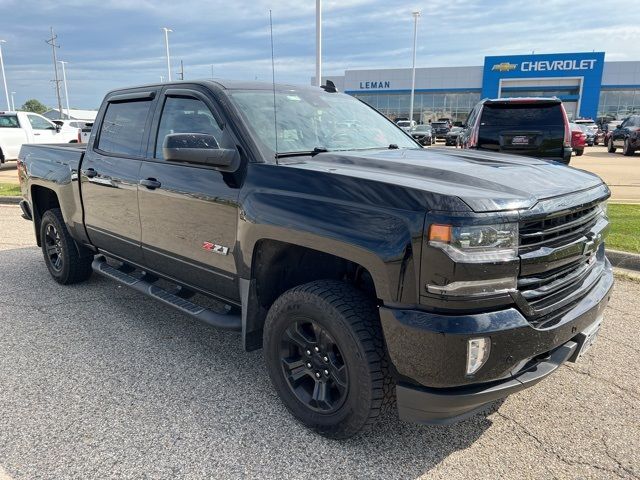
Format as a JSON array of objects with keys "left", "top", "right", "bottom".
[{"left": 428, "top": 222, "right": 519, "bottom": 263}]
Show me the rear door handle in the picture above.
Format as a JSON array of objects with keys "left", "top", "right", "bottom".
[
  {"left": 140, "top": 178, "right": 161, "bottom": 189},
  {"left": 85, "top": 168, "right": 98, "bottom": 178},
  {"left": 34, "top": 133, "right": 41, "bottom": 136}
]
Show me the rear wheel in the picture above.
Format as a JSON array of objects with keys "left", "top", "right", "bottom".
[
  {"left": 623, "top": 138, "right": 634, "bottom": 156},
  {"left": 607, "top": 137, "right": 616, "bottom": 153},
  {"left": 40, "top": 208, "right": 93, "bottom": 284},
  {"left": 264, "top": 280, "right": 392, "bottom": 439},
  {"left": 575, "top": 148, "right": 584, "bottom": 156}
]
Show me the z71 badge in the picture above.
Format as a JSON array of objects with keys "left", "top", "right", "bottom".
[{"left": 202, "top": 242, "right": 229, "bottom": 255}]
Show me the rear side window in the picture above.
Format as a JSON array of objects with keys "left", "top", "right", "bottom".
[
  {"left": 98, "top": 100, "right": 152, "bottom": 156},
  {"left": 480, "top": 104, "right": 564, "bottom": 127},
  {"left": 0, "top": 115, "right": 19, "bottom": 128}
]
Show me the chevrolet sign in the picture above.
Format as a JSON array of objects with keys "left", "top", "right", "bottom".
[
  {"left": 491, "top": 62, "right": 517, "bottom": 72},
  {"left": 521, "top": 59, "right": 597, "bottom": 72}
]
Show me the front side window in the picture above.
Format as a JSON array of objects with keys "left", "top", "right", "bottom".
[
  {"left": 155, "top": 96, "right": 224, "bottom": 159},
  {"left": 27, "top": 114, "right": 56, "bottom": 130},
  {"left": 0, "top": 115, "right": 19, "bottom": 128},
  {"left": 228, "top": 88, "right": 417, "bottom": 156},
  {"left": 98, "top": 100, "right": 152, "bottom": 156}
]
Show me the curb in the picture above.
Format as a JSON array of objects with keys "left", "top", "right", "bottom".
[
  {"left": 0, "top": 196, "right": 21, "bottom": 205},
  {"left": 606, "top": 249, "right": 640, "bottom": 272}
]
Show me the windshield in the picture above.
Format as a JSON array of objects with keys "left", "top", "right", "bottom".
[
  {"left": 414, "top": 125, "right": 430, "bottom": 132},
  {"left": 228, "top": 89, "right": 417, "bottom": 155}
]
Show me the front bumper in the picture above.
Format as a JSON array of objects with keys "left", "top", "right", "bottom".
[{"left": 380, "top": 260, "right": 613, "bottom": 424}]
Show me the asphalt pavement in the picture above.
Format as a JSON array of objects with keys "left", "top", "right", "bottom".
[{"left": 0, "top": 205, "right": 638, "bottom": 479}]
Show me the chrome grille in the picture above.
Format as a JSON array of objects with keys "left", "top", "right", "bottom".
[{"left": 519, "top": 204, "right": 599, "bottom": 253}]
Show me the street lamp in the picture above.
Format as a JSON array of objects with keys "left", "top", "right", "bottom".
[
  {"left": 0, "top": 40, "right": 10, "bottom": 111},
  {"left": 58, "top": 61, "right": 71, "bottom": 119},
  {"left": 10, "top": 91, "right": 15, "bottom": 111},
  {"left": 315, "top": 0, "right": 322, "bottom": 87},
  {"left": 409, "top": 11, "right": 420, "bottom": 126},
  {"left": 162, "top": 27, "right": 173, "bottom": 82}
]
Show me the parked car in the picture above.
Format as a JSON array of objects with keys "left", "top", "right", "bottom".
[
  {"left": 0, "top": 111, "right": 73, "bottom": 164},
  {"left": 607, "top": 115, "right": 640, "bottom": 156},
  {"left": 396, "top": 120, "right": 416, "bottom": 132},
  {"left": 459, "top": 97, "right": 572, "bottom": 164},
  {"left": 444, "top": 126, "right": 464, "bottom": 146},
  {"left": 430, "top": 121, "right": 450, "bottom": 140},
  {"left": 410, "top": 124, "right": 434, "bottom": 146},
  {"left": 18, "top": 80, "right": 613, "bottom": 439},
  {"left": 52, "top": 119, "right": 93, "bottom": 143},
  {"left": 569, "top": 123, "right": 587, "bottom": 156},
  {"left": 574, "top": 119, "right": 598, "bottom": 146}
]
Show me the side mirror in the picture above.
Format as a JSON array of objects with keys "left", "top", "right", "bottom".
[
  {"left": 617, "top": 124, "right": 623, "bottom": 129},
  {"left": 55, "top": 124, "right": 62, "bottom": 132},
  {"left": 163, "top": 133, "right": 240, "bottom": 171}
]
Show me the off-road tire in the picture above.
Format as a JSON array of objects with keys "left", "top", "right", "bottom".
[
  {"left": 264, "top": 280, "right": 394, "bottom": 439},
  {"left": 40, "top": 208, "right": 93, "bottom": 285}
]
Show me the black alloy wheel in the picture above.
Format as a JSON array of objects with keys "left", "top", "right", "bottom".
[
  {"left": 44, "top": 223, "right": 64, "bottom": 273},
  {"left": 280, "top": 319, "right": 348, "bottom": 413}
]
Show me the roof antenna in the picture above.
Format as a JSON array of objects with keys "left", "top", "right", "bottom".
[{"left": 269, "top": 9, "right": 279, "bottom": 164}]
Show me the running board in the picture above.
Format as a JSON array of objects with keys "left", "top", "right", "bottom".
[{"left": 92, "top": 257, "right": 241, "bottom": 331}]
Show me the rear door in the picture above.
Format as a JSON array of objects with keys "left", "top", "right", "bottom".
[
  {"left": 477, "top": 102, "right": 565, "bottom": 159},
  {"left": 137, "top": 86, "right": 241, "bottom": 302},
  {"left": 80, "top": 90, "right": 158, "bottom": 263},
  {"left": 26, "top": 114, "right": 59, "bottom": 143}
]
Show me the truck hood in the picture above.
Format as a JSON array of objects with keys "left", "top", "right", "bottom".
[{"left": 283, "top": 148, "right": 605, "bottom": 212}]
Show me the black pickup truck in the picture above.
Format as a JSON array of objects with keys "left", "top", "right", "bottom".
[{"left": 17, "top": 80, "right": 613, "bottom": 439}]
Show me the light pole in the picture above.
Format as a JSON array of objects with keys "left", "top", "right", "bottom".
[
  {"left": 0, "top": 40, "right": 10, "bottom": 111},
  {"left": 315, "top": 0, "right": 322, "bottom": 87},
  {"left": 58, "top": 61, "right": 71, "bottom": 119},
  {"left": 409, "top": 11, "right": 420, "bottom": 126},
  {"left": 162, "top": 27, "right": 173, "bottom": 82},
  {"left": 10, "top": 91, "right": 15, "bottom": 111}
]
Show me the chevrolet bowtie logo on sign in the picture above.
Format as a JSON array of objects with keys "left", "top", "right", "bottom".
[{"left": 491, "top": 62, "right": 518, "bottom": 72}]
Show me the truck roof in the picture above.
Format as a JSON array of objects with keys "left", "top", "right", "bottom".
[{"left": 105, "top": 79, "right": 320, "bottom": 96}]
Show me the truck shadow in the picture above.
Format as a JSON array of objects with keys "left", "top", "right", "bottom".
[{"left": 0, "top": 247, "right": 497, "bottom": 479}]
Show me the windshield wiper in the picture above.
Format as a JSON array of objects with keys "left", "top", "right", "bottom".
[{"left": 276, "top": 147, "right": 329, "bottom": 159}]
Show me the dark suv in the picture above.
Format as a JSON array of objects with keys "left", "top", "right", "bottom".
[
  {"left": 459, "top": 97, "right": 572, "bottom": 164},
  {"left": 607, "top": 115, "right": 640, "bottom": 156}
]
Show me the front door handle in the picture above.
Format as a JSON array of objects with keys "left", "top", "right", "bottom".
[
  {"left": 34, "top": 133, "right": 41, "bottom": 136},
  {"left": 140, "top": 178, "right": 161, "bottom": 189},
  {"left": 85, "top": 168, "right": 98, "bottom": 178}
]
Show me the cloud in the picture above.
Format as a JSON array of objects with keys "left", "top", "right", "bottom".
[{"left": 0, "top": 0, "right": 638, "bottom": 109}]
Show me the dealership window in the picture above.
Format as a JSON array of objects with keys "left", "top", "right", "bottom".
[{"left": 598, "top": 89, "right": 640, "bottom": 119}]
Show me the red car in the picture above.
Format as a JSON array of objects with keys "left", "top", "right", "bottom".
[{"left": 569, "top": 123, "right": 586, "bottom": 156}]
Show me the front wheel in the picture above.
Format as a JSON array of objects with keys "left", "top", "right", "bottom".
[
  {"left": 264, "top": 280, "right": 392, "bottom": 439},
  {"left": 40, "top": 208, "right": 93, "bottom": 284},
  {"left": 623, "top": 138, "right": 634, "bottom": 156},
  {"left": 575, "top": 148, "right": 584, "bottom": 156},
  {"left": 608, "top": 137, "right": 617, "bottom": 153}
]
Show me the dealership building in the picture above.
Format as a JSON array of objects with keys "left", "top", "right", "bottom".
[{"left": 318, "top": 52, "right": 640, "bottom": 123}]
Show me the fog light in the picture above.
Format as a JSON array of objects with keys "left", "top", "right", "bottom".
[{"left": 466, "top": 338, "right": 491, "bottom": 375}]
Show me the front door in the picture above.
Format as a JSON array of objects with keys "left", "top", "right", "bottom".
[
  {"left": 137, "top": 88, "right": 241, "bottom": 303},
  {"left": 26, "top": 114, "right": 59, "bottom": 143},
  {"left": 80, "top": 93, "right": 156, "bottom": 263}
]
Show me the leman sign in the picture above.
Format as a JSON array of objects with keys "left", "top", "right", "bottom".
[
  {"left": 359, "top": 81, "right": 391, "bottom": 89},
  {"left": 521, "top": 59, "right": 598, "bottom": 72}
]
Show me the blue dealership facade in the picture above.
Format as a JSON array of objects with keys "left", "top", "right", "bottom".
[{"left": 318, "top": 52, "right": 639, "bottom": 123}]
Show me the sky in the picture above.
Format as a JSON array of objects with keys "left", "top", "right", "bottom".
[{"left": 0, "top": 0, "right": 639, "bottom": 111}]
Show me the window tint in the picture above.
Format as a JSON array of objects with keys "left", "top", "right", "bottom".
[
  {"left": 98, "top": 100, "right": 152, "bottom": 156},
  {"left": 0, "top": 115, "right": 19, "bottom": 128},
  {"left": 27, "top": 114, "right": 56, "bottom": 130},
  {"left": 480, "top": 104, "right": 564, "bottom": 127},
  {"left": 155, "top": 96, "right": 223, "bottom": 159}
]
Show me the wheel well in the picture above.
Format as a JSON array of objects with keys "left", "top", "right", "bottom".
[
  {"left": 242, "top": 239, "right": 377, "bottom": 351},
  {"left": 31, "top": 186, "right": 60, "bottom": 246}
]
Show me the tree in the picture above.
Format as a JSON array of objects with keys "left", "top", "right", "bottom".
[{"left": 20, "top": 99, "right": 48, "bottom": 115}]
